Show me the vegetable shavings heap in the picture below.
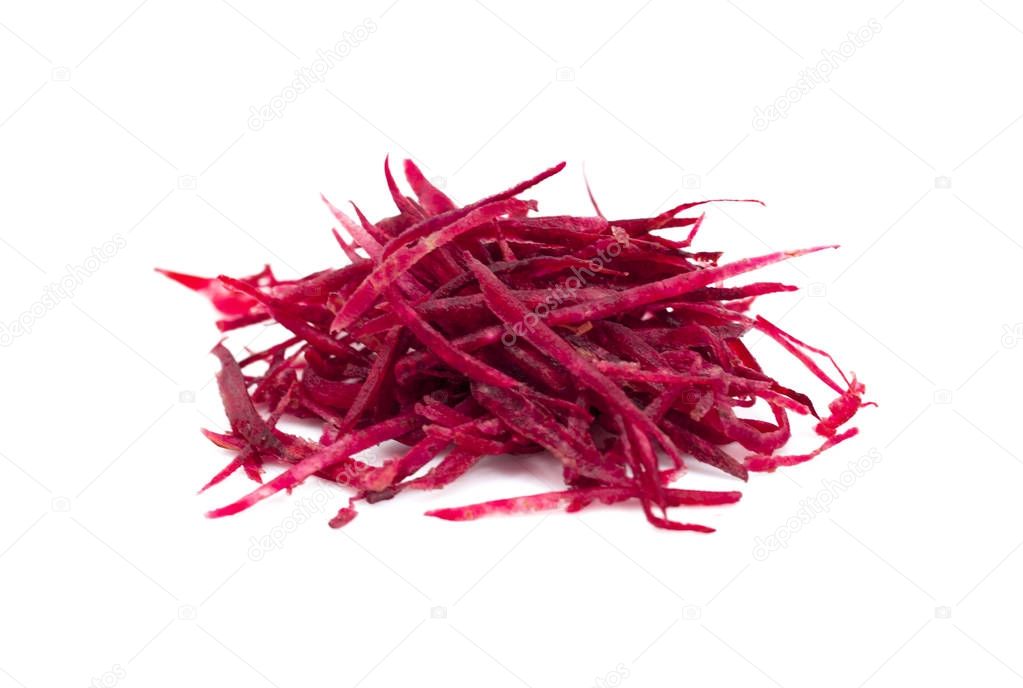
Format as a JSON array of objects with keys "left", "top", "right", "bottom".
[{"left": 162, "top": 159, "right": 871, "bottom": 532}]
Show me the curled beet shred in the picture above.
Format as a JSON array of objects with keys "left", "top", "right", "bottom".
[{"left": 163, "top": 159, "right": 869, "bottom": 532}]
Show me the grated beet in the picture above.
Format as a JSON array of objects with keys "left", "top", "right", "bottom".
[{"left": 163, "top": 160, "right": 870, "bottom": 532}]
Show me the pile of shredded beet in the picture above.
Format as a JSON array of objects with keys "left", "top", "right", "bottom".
[{"left": 162, "top": 160, "right": 869, "bottom": 532}]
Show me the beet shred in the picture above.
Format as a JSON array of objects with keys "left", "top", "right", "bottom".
[{"left": 163, "top": 159, "right": 870, "bottom": 532}]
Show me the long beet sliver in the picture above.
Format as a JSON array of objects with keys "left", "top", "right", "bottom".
[
  {"left": 472, "top": 383, "right": 615, "bottom": 485},
  {"left": 426, "top": 486, "right": 741, "bottom": 521},
  {"left": 403, "top": 449, "right": 485, "bottom": 491},
  {"left": 746, "top": 427, "right": 859, "bottom": 472},
  {"left": 383, "top": 155, "right": 424, "bottom": 219},
  {"left": 549, "top": 246, "right": 836, "bottom": 326},
  {"left": 331, "top": 198, "right": 534, "bottom": 333},
  {"left": 321, "top": 195, "right": 383, "bottom": 258},
  {"left": 334, "top": 327, "right": 403, "bottom": 434},
  {"left": 379, "top": 161, "right": 566, "bottom": 259},
  {"left": 403, "top": 159, "right": 456, "bottom": 214},
  {"left": 385, "top": 287, "right": 522, "bottom": 389},
  {"left": 206, "top": 414, "right": 418, "bottom": 518},
  {"left": 212, "top": 343, "right": 284, "bottom": 456}
]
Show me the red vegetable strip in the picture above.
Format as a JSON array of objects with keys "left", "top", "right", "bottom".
[
  {"left": 551, "top": 246, "right": 836, "bottom": 326},
  {"left": 414, "top": 399, "right": 473, "bottom": 428},
  {"left": 238, "top": 336, "right": 301, "bottom": 369},
  {"left": 745, "top": 427, "right": 859, "bottom": 472},
  {"left": 385, "top": 287, "right": 522, "bottom": 389},
  {"left": 198, "top": 453, "right": 246, "bottom": 493},
  {"left": 403, "top": 449, "right": 485, "bottom": 490},
  {"left": 156, "top": 268, "right": 264, "bottom": 317},
  {"left": 399, "top": 248, "right": 833, "bottom": 374},
  {"left": 217, "top": 277, "right": 356, "bottom": 359},
  {"left": 383, "top": 435, "right": 451, "bottom": 489},
  {"left": 321, "top": 195, "right": 383, "bottom": 258},
  {"left": 383, "top": 155, "right": 424, "bottom": 218},
  {"left": 498, "top": 343, "right": 570, "bottom": 392},
  {"left": 614, "top": 198, "right": 762, "bottom": 236},
  {"left": 332, "top": 227, "right": 365, "bottom": 264},
  {"left": 206, "top": 413, "right": 419, "bottom": 518},
  {"left": 403, "top": 159, "right": 456, "bottom": 214},
  {"left": 815, "top": 375, "right": 868, "bottom": 437},
  {"left": 472, "top": 383, "right": 615, "bottom": 485},
  {"left": 380, "top": 161, "right": 566, "bottom": 259},
  {"left": 414, "top": 287, "right": 616, "bottom": 320},
  {"left": 331, "top": 198, "right": 534, "bottom": 333},
  {"left": 661, "top": 416, "right": 749, "bottom": 481},
  {"left": 426, "top": 487, "right": 734, "bottom": 524},
  {"left": 212, "top": 343, "right": 282, "bottom": 454},
  {"left": 350, "top": 201, "right": 393, "bottom": 246},
  {"left": 753, "top": 317, "right": 847, "bottom": 395},
  {"left": 201, "top": 428, "right": 243, "bottom": 450},
  {"left": 335, "top": 327, "right": 403, "bottom": 434},
  {"left": 683, "top": 282, "right": 798, "bottom": 302},
  {"left": 424, "top": 425, "right": 511, "bottom": 456},
  {"left": 594, "top": 361, "right": 766, "bottom": 389}
]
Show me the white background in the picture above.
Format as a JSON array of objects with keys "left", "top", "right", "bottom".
[{"left": 2, "top": 1, "right": 1022, "bottom": 686}]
